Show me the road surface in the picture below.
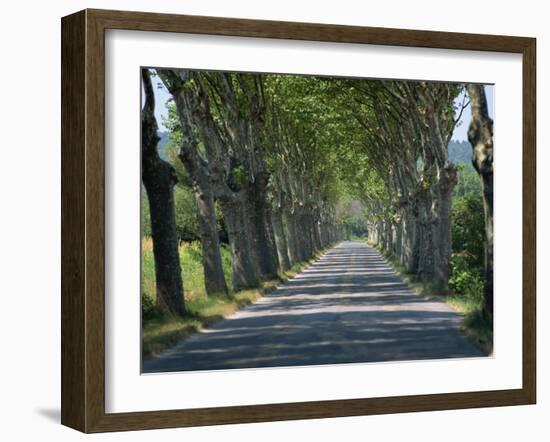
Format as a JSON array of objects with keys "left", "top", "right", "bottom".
[{"left": 143, "top": 241, "right": 483, "bottom": 373}]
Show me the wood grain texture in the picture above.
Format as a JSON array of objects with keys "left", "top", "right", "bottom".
[
  {"left": 89, "top": 8, "right": 532, "bottom": 53},
  {"left": 61, "top": 10, "right": 86, "bottom": 432},
  {"left": 522, "top": 38, "right": 537, "bottom": 403},
  {"left": 60, "top": 8, "right": 537, "bottom": 433},
  {"left": 85, "top": 9, "right": 107, "bottom": 433}
]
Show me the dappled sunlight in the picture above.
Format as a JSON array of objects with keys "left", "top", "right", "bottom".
[{"left": 143, "top": 241, "right": 483, "bottom": 373}]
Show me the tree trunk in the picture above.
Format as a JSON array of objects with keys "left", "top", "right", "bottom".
[
  {"left": 385, "top": 220, "right": 393, "bottom": 256},
  {"left": 479, "top": 173, "right": 494, "bottom": 315},
  {"left": 306, "top": 214, "right": 317, "bottom": 255},
  {"left": 320, "top": 221, "right": 330, "bottom": 248},
  {"left": 312, "top": 212, "right": 322, "bottom": 252},
  {"left": 376, "top": 221, "right": 383, "bottom": 246},
  {"left": 143, "top": 167, "right": 185, "bottom": 315},
  {"left": 221, "top": 199, "right": 261, "bottom": 291},
  {"left": 195, "top": 188, "right": 229, "bottom": 296},
  {"left": 381, "top": 220, "right": 389, "bottom": 252},
  {"left": 467, "top": 84, "right": 494, "bottom": 318},
  {"left": 433, "top": 164, "right": 457, "bottom": 293},
  {"left": 394, "top": 220, "right": 402, "bottom": 261},
  {"left": 315, "top": 221, "right": 323, "bottom": 250},
  {"left": 401, "top": 211, "right": 417, "bottom": 273},
  {"left": 299, "top": 211, "right": 313, "bottom": 259},
  {"left": 141, "top": 69, "right": 185, "bottom": 315},
  {"left": 272, "top": 209, "right": 291, "bottom": 272},
  {"left": 416, "top": 191, "right": 435, "bottom": 283},
  {"left": 284, "top": 210, "right": 300, "bottom": 264},
  {"left": 157, "top": 68, "right": 228, "bottom": 298},
  {"left": 248, "top": 175, "right": 279, "bottom": 279}
]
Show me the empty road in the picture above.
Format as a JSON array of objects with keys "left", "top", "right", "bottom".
[{"left": 143, "top": 241, "right": 483, "bottom": 373}]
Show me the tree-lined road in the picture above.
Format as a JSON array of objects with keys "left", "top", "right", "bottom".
[{"left": 143, "top": 241, "right": 482, "bottom": 373}]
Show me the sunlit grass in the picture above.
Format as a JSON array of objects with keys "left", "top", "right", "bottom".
[
  {"left": 141, "top": 238, "right": 232, "bottom": 301},
  {"left": 141, "top": 290, "right": 263, "bottom": 357},
  {"left": 445, "top": 294, "right": 493, "bottom": 355}
]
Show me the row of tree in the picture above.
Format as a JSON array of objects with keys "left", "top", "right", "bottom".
[
  {"left": 353, "top": 82, "right": 493, "bottom": 317},
  {"left": 141, "top": 69, "right": 344, "bottom": 315},
  {"left": 350, "top": 81, "right": 461, "bottom": 292},
  {"left": 141, "top": 68, "right": 494, "bottom": 319}
]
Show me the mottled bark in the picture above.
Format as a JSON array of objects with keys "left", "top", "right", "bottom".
[
  {"left": 434, "top": 164, "right": 457, "bottom": 292},
  {"left": 385, "top": 220, "right": 393, "bottom": 254},
  {"left": 141, "top": 69, "right": 185, "bottom": 315},
  {"left": 195, "top": 188, "right": 229, "bottom": 296},
  {"left": 306, "top": 214, "right": 317, "bottom": 256},
  {"left": 272, "top": 209, "right": 291, "bottom": 272},
  {"left": 298, "top": 210, "right": 313, "bottom": 259},
  {"left": 222, "top": 199, "right": 261, "bottom": 291},
  {"left": 240, "top": 193, "right": 260, "bottom": 275},
  {"left": 311, "top": 211, "right": 322, "bottom": 252},
  {"left": 284, "top": 210, "right": 301, "bottom": 264},
  {"left": 320, "top": 222, "right": 330, "bottom": 248},
  {"left": 248, "top": 174, "right": 279, "bottom": 279},
  {"left": 467, "top": 84, "right": 494, "bottom": 317},
  {"left": 416, "top": 191, "right": 435, "bottom": 283},
  {"left": 394, "top": 221, "right": 402, "bottom": 260},
  {"left": 400, "top": 211, "right": 417, "bottom": 273},
  {"left": 157, "top": 69, "right": 229, "bottom": 297},
  {"left": 376, "top": 221, "right": 383, "bottom": 246},
  {"left": 380, "top": 220, "right": 388, "bottom": 252}
]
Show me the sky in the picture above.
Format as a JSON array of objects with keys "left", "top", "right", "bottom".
[
  {"left": 451, "top": 85, "right": 494, "bottom": 142},
  {"left": 147, "top": 76, "right": 494, "bottom": 143},
  {"left": 149, "top": 77, "right": 172, "bottom": 131}
]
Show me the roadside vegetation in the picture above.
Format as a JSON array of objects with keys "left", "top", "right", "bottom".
[
  {"left": 368, "top": 165, "right": 492, "bottom": 355},
  {"left": 141, "top": 236, "right": 325, "bottom": 357}
]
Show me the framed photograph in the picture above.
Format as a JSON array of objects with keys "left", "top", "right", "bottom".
[{"left": 61, "top": 9, "right": 536, "bottom": 433}]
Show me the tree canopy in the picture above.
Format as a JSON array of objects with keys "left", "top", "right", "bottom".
[{"left": 141, "top": 67, "right": 492, "bottom": 322}]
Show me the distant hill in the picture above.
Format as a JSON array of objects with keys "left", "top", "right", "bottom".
[
  {"left": 448, "top": 140, "right": 474, "bottom": 170},
  {"left": 157, "top": 131, "right": 170, "bottom": 160}
]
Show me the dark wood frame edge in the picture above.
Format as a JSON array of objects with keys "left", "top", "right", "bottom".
[{"left": 61, "top": 8, "right": 537, "bottom": 433}]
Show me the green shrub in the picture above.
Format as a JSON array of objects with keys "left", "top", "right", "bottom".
[
  {"left": 140, "top": 238, "right": 233, "bottom": 315},
  {"left": 141, "top": 185, "right": 200, "bottom": 242},
  {"left": 449, "top": 254, "right": 484, "bottom": 302},
  {"left": 341, "top": 209, "right": 369, "bottom": 239},
  {"left": 141, "top": 189, "right": 152, "bottom": 237},
  {"left": 174, "top": 186, "right": 201, "bottom": 242},
  {"left": 141, "top": 292, "right": 160, "bottom": 321},
  {"left": 179, "top": 241, "right": 206, "bottom": 296},
  {"left": 220, "top": 243, "right": 233, "bottom": 287},
  {"left": 451, "top": 165, "right": 485, "bottom": 301}
]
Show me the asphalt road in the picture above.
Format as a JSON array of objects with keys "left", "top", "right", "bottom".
[{"left": 143, "top": 241, "right": 483, "bottom": 373}]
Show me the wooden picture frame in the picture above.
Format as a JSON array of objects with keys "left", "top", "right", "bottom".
[{"left": 61, "top": 8, "right": 536, "bottom": 433}]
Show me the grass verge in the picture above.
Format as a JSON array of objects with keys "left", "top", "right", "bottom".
[
  {"left": 142, "top": 289, "right": 264, "bottom": 357},
  {"left": 368, "top": 241, "right": 493, "bottom": 356}
]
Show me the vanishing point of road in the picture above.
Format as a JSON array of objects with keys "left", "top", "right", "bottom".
[{"left": 143, "top": 241, "right": 483, "bottom": 373}]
